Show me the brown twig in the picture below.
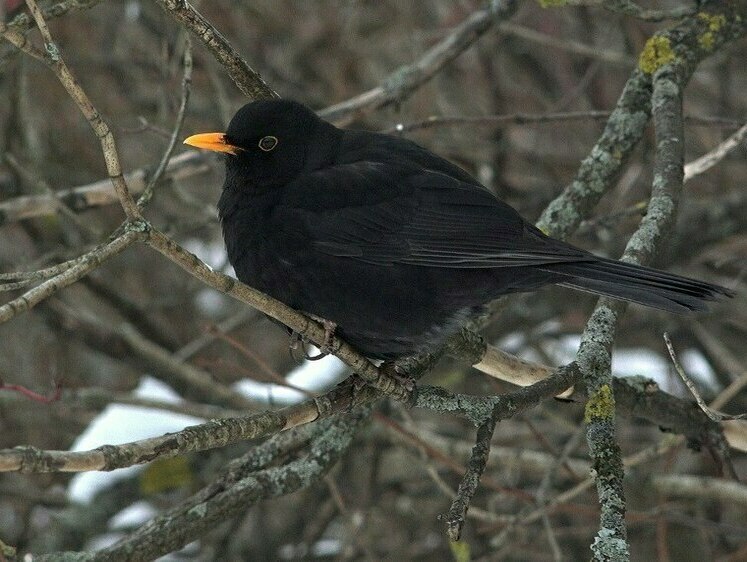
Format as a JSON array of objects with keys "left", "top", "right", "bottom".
[
  {"left": 320, "top": 2, "right": 517, "bottom": 124},
  {"left": 0, "top": 379, "right": 62, "bottom": 403},
  {"left": 0, "top": 228, "right": 143, "bottom": 325},
  {"left": 498, "top": 21, "right": 635, "bottom": 66},
  {"left": 544, "top": 0, "right": 696, "bottom": 22},
  {"left": 444, "top": 409, "right": 499, "bottom": 541},
  {"left": 684, "top": 121, "right": 747, "bottom": 181},
  {"left": 137, "top": 34, "right": 193, "bottom": 209},
  {"left": 22, "top": 0, "right": 140, "bottom": 218},
  {"left": 663, "top": 333, "right": 747, "bottom": 422},
  {"left": 153, "top": 0, "right": 278, "bottom": 101},
  {"left": 0, "top": 151, "right": 211, "bottom": 225}
]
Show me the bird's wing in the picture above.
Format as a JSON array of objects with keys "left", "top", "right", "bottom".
[{"left": 278, "top": 162, "right": 590, "bottom": 268}]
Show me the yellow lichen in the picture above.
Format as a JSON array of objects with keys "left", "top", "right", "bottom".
[
  {"left": 584, "top": 384, "right": 615, "bottom": 423},
  {"left": 698, "top": 12, "right": 727, "bottom": 31},
  {"left": 140, "top": 456, "right": 194, "bottom": 495},
  {"left": 697, "top": 12, "right": 727, "bottom": 51},
  {"left": 449, "top": 539, "right": 471, "bottom": 562},
  {"left": 699, "top": 31, "right": 715, "bottom": 50},
  {"left": 638, "top": 36, "right": 676, "bottom": 74}
]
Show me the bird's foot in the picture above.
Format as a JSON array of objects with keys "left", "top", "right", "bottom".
[
  {"left": 381, "top": 361, "right": 416, "bottom": 392},
  {"left": 288, "top": 331, "right": 305, "bottom": 362},
  {"left": 306, "top": 317, "right": 337, "bottom": 360},
  {"left": 319, "top": 319, "right": 337, "bottom": 354},
  {"left": 287, "top": 319, "right": 338, "bottom": 362}
]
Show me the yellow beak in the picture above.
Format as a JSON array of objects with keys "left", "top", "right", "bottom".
[{"left": 183, "top": 132, "right": 240, "bottom": 155}]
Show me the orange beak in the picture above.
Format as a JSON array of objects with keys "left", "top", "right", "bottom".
[{"left": 183, "top": 132, "right": 240, "bottom": 155}]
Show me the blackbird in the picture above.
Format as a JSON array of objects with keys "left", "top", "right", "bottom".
[{"left": 184, "top": 100, "right": 732, "bottom": 360}]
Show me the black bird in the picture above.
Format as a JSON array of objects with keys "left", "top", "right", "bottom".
[{"left": 184, "top": 100, "right": 732, "bottom": 360}]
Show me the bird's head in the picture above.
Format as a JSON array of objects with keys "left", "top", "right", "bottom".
[{"left": 184, "top": 99, "right": 339, "bottom": 186}]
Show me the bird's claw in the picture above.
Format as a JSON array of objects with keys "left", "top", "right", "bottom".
[
  {"left": 381, "top": 361, "right": 416, "bottom": 391},
  {"left": 305, "top": 318, "right": 337, "bottom": 360},
  {"left": 288, "top": 319, "right": 337, "bottom": 361}
]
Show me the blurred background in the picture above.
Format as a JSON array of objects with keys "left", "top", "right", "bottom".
[{"left": 0, "top": 0, "right": 745, "bottom": 559}]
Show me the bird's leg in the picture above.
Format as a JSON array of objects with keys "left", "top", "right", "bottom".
[
  {"left": 287, "top": 331, "right": 305, "bottom": 362},
  {"left": 288, "top": 330, "right": 328, "bottom": 362},
  {"left": 287, "top": 317, "right": 338, "bottom": 362},
  {"left": 319, "top": 319, "right": 337, "bottom": 352},
  {"left": 303, "top": 316, "right": 337, "bottom": 361}
]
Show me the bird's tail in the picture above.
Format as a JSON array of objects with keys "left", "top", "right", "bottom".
[{"left": 545, "top": 258, "right": 733, "bottom": 313}]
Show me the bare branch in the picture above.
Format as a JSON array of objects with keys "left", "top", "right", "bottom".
[
  {"left": 652, "top": 474, "right": 747, "bottom": 506},
  {"left": 554, "top": 0, "right": 697, "bottom": 22},
  {"left": 0, "top": 152, "right": 211, "bottom": 224},
  {"left": 498, "top": 22, "right": 635, "bottom": 66},
  {"left": 320, "top": 2, "right": 517, "bottom": 123},
  {"left": 664, "top": 332, "right": 747, "bottom": 422},
  {"left": 684, "top": 121, "right": 747, "bottom": 181},
  {"left": 153, "top": 0, "right": 278, "bottom": 101},
  {"left": 0, "top": 383, "right": 376, "bottom": 473},
  {"left": 537, "top": 7, "right": 747, "bottom": 239},
  {"left": 144, "top": 227, "right": 412, "bottom": 402},
  {"left": 20, "top": 0, "right": 139, "bottom": 218},
  {"left": 137, "top": 34, "right": 193, "bottom": 209},
  {"left": 0, "top": 228, "right": 143, "bottom": 324}
]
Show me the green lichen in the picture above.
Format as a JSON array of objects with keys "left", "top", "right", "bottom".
[
  {"left": 638, "top": 36, "right": 676, "bottom": 74},
  {"left": 697, "top": 12, "right": 727, "bottom": 51},
  {"left": 584, "top": 384, "right": 615, "bottom": 423},
  {"left": 538, "top": 0, "right": 566, "bottom": 7}
]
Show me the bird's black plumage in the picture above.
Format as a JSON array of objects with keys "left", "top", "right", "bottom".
[{"left": 185, "top": 100, "right": 733, "bottom": 359}]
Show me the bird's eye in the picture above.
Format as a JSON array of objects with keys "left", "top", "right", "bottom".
[{"left": 258, "top": 136, "right": 278, "bottom": 152}]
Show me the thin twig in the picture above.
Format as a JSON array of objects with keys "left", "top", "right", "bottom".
[
  {"left": 383, "top": 110, "right": 612, "bottom": 134},
  {"left": 153, "top": 0, "right": 278, "bottom": 101},
  {"left": 548, "top": 0, "right": 696, "bottom": 22},
  {"left": 663, "top": 333, "right": 747, "bottom": 422},
  {"left": 0, "top": 257, "right": 80, "bottom": 283},
  {"left": 445, "top": 411, "right": 499, "bottom": 541},
  {"left": 320, "top": 2, "right": 517, "bottom": 124},
  {"left": 487, "top": 435, "right": 684, "bottom": 536},
  {"left": 0, "top": 17, "right": 47, "bottom": 62},
  {"left": 0, "top": 151, "right": 211, "bottom": 225},
  {"left": 0, "top": 228, "right": 143, "bottom": 325},
  {"left": 684, "top": 121, "right": 747, "bottom": 181},
  {"left": 137, "top": 34, "right": 193, "bottom": 209},
  {"left": 498, "top": 21, "right": 635, "bottom": 66},
  {"left": 22, "top": 0, "right": 139, "bottom": 218}
]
